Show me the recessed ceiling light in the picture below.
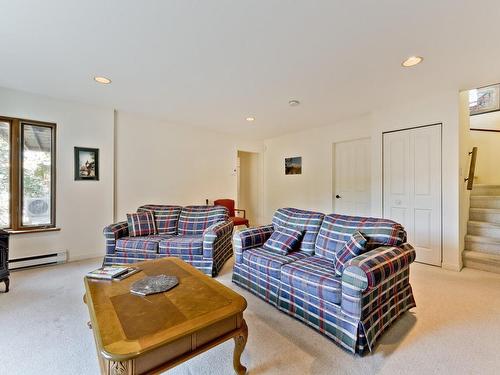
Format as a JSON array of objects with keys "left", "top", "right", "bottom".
[
  {"left": 246, "top": 116, "right": 255, "bottom": 122},
  {"left": 94, "top": 76, "right": 112, "bottom": 84},
  {"left": 401, "top": 56, "right": 423, "bottom": 67},
  {"left": 288, "top": 99, "right": 300, "bottom": 107}
]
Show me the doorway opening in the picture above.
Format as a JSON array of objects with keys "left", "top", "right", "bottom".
[{"left": 237, "top": 151, "right": 263, "bottom": 227}]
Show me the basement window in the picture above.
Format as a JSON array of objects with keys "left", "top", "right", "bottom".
[{"left": 0, "top": 116, "right": 56, "bottom": 232}]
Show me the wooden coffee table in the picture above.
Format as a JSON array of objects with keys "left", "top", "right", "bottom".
[{"left": 84, "top": 258, "right": 248, "bottom": 375}]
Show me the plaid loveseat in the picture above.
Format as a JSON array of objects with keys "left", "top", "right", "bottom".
[
  {"left": 232, "top": 208, "right": 416, "bottom": 354},
  {"left": 103, "top": 205, "right": 234, "bottom": 276}
]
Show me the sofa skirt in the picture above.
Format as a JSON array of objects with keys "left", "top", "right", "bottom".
[
  {"left": 233, "top": 260, "right": 416, "bottom": 354},
  {"left": 278, "top": 282, "right": 362, "bottom": 353},
  {"left": 103, "top": 253, "right": 214, "bottom": 276},
  {"left": 232, "top": 261, "right": 281, "bottom": 306},
  {"left": 359, "top": 283, "right": 416, "bottom": 352},
  {"left": 210, "top": 234, "right": 234, "bottom": 276},
  {"left": 278, "top": 282, "right": 416, "bottom": 354}
]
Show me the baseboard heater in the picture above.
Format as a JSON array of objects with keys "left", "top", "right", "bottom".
[{"left": 8, "top": 251, "right": 67, "bottom": 271}]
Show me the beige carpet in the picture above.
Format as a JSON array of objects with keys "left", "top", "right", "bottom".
[{"left": 1, "top": 258, "right": 500, "bottom": 375}]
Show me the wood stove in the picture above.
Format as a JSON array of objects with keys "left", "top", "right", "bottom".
[{"left": 0, "top": 230, "right": 9, "bottom": 292}]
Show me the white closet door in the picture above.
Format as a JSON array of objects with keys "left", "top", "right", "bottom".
[
  {"left": 333, "top": 138, "right": 371, "bottom": 216},
  {"left": 383, "top": 125, "right": 442, "bottom": 266}
]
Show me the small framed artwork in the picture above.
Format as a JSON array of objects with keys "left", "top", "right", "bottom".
[
  {"left": 469, "top": 83, "right": 500, "bottom": 116},
  {"left": 74, "top": 147, "right": 99, "bottom": 180},
  {"left": 285, "top": 156, "right": 302, "bottom": 175}
]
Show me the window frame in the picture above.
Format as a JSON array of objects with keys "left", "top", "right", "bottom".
[
  {"left": 0, "top": 116, "right": 57, "bottom": 232},
  {"left": 0, "top": 117, "right": 12, "bottom": 229}
]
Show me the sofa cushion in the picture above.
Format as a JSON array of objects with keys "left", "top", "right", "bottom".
[
  {"left": 115, "top": 235, "right": 171, "bottom": 253},
  {"left": 280, "top": 255, "right": 342, "bottom": 305},
  {"left": 242, "top": 246, "right": 310, "bottom": 279},
  {"left": 137, "top": 205, "right": 182, "bottom": 235},
  {"left": 177, "top": 206, "right": 229, "bottom": 235},
  {"left": 263, "top": 227, "right": 303, "bottom": 255},
  {"left": 315, "top": 214, "right": 407, "bottom": 260},
  {"left": 127, "top": 211, "right": 157, "bottom": 237},
  {"left": 159, "top": 235, "right": 204, "bottom": 256},
  {"left": 272, "top": 208, "right": 325, "bottom": 255},
  {"left": 334, "top": 231, "right": 368, "bottom": 276}
]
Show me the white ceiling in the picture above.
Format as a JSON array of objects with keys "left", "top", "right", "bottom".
[{"left": 1, "top": 0, "right": 500, "bottom": 139}]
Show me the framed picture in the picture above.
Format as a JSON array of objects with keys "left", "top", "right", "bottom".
[
  {"left": 469, "top": 83, "right": 500, "bottom": 116},
  {"left": 285, "top": 156, "right": 302, "bottom": 175},
  {"left": 74, "top": 147, "right": 99, "bottom": 180}
]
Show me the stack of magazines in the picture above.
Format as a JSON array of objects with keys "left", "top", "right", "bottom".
[{"left": 86, "top": 266, "right": 140, "bottom": 280}]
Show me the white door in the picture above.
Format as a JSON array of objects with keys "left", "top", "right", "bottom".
[
  {"left": 383, "top": 125, "right": 442, "bottom": 266},
  {"left": 333, "top": 138, "right": 371, "bottom": 216}
]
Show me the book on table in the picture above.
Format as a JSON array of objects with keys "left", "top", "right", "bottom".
[{"left": 86, "top": 266, "right": 132, "bottom": 280}]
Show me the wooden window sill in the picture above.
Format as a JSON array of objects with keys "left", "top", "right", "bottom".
[{"left": 5, "top": 227, "right": 61, "bottom": 235}]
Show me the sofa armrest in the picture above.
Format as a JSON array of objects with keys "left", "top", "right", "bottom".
[
  {"left": 203, "top": 220, "right": 234, "bottom": 258},
  {"left": 341, "top": 243, "right": 416, "bottom": 318},
  {"left": 233, "top": 224, "right": 274, "bottom": 263},
  {"left": 103, "top": 221, "right": 129, "bottom": 255}
]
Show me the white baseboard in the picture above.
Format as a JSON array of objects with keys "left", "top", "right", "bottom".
[
  {"left": 442, "top": 262, "right": 463, "bottom": 272},
  {"left": 68, "top": 251, "right": 104, "bottom": 262},
  {"left": 9, "top": 251, "right": 68, "bottom": 270}
]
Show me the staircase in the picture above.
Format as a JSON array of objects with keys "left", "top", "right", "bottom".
[{"left": 463, "top": 184, "right": 500, "bottom": 273}]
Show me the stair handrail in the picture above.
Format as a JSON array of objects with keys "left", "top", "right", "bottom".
[{"left": 465, "top": 147, "right": 478, "bottom": 191}]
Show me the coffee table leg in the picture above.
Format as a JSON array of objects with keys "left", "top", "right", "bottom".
[
  {"left": 109, "top": 360, "right": 134, "bottom": 375},
  {"left": 233, "top": 319, "right": 248, "bottom": 375}
]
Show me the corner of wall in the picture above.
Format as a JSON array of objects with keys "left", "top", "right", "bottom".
[
  {"left": 458, "top": 90, "right": 472, "bottom": 265},
  {"left": 442, "top": 262, "right": 464, "bottom": 272}
]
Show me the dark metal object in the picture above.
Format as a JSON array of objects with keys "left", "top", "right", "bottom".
[
  {"left": 465, "top": 147, "right": 478, "bottom": 191},
  {"left": 335, "top": 195, "right": 341, "bottom": 199},
  {"left": 0, "top": 230, "right": 10, "bottom": 292},
  {"left": 130, "top": 275, "right": 179, "bottom": 296}
]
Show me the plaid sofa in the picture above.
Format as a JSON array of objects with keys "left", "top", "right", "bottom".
[
  {"left": 232, "top": 208, "right": 416, "bottom": 354},
  {"left": 103, "top": 205, "right": 234, "bottom": 276}
]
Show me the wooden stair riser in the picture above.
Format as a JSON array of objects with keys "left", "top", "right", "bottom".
[
  {"left": 463, "top": 250, "right": 500, "bottom": 274},
  {"left": 469, "top": 210, "right": 500, "bottom": 225},
  {"left": 465, "top": 237, "right": 500, "bottom": 254},
  {"left": 470, "top": 196, "right": 500, "bottom": 209},
  {"left": 465, "top": 186, "right": 500, "bottom": 273},
  {"left": 471, "top": 185, "right": 500, "bottom": 196},
  {"left": 467, "top": 222, "right": 500, "bottom": 238}
]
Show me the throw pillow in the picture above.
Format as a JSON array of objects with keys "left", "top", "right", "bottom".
[
  {"left": 127, "top": 211, "right": 157, "bottom": 237},
  {"left": 263, "top": 227, "right": 303, "bottom": 255},
  {"left": 334, "top": 230, "right": 368, "bottom": 276}
]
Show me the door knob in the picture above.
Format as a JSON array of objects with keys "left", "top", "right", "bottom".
[{"left": 335, "top": 195, "right": 341, "bottom": 199}]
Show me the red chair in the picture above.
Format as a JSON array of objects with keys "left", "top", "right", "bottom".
[{"left": 214, "top": 199, "right": 249, "bottom": 227}]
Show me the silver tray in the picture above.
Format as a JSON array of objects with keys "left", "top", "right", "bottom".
[{"left": 130, "top": 275, "right": 179, "bottom": 296}]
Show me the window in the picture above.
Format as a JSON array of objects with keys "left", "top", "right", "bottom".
[
  {"left": 0, "top": 121, "right": 9, "bottom": 227},
  {"left": 0, "top": 117, "right": 56, "bottom": 231}
]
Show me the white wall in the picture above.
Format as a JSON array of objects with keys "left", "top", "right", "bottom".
[
  {"left": 469, "top": 111, "right": 500, "bottom": 184},
  {"left": 371, "top": 90, "right": 461, "bottom": 271},
  {"left": 0, "top": 90, "right": 264, "bottom": 262},
  {"left": 263, "top": 90, "right": 464, "bottom": 271},
  {"left": 0, "top": 85, "right": 468, "bottom": 271},
  {"left": 264, "top": 115, "right": 370, "bottom": 218},
  {"left": 459, "top": 90, "right": 472, "bottom": 267},
  {"left": 115, "top": 111, "right": 263, "bottom": 220},
  {"left": 0, "top": 87, "right": 114, "bottom": 261}
]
